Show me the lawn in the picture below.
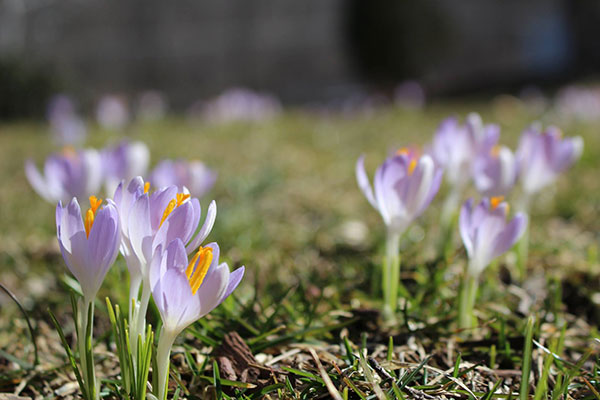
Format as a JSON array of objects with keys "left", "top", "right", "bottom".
[{"left": 1, "top": 98, "right": 599, "bottom": 399}]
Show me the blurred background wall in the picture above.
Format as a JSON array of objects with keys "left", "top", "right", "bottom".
[{"left": 1, "top": 0, "right": 599, "bottom": 118}]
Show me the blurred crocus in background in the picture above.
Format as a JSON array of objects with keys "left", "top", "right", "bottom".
[
  {"left": 149, "top": 159, "right": 216, "bottom": 198},
  {"left": 516, "top": 125, "right": 583, "bottom": 205},
  {"left": 200, "top": 87, "right": 281, "bottom": 123},
  {"left": 102, "top": 140, "right": 150, "bottom": 196},
  {"left": 96, "top": 95, "right": 130, "bottom": 131},
  {"left": 429, "top": 113, "right": 499, "bottom": 224},
  {"left": 47, "top": 94, "right": 87, "bottom": 146},
  {"left": 135, "top": 90, "right": 168, "bottom": 122},
  {"left": 25, "top": 148, "right": 103, "bottom": 204},
  {"left": 150, "top": 239, "right": 244, "bottom": 400},
  {"left": 472, "top": 145, "right": 518, "bottom": 197},
  {"left": 356, "top": 150, "right": 442, "bottom": 319},
  {"left": 56, "top": 196, "right": 121, "bottom": 399},
  {"left": 514, "top": 124, "right": 583, "bottom": 277},
  {"left": 458, "top": 197, "right": 527, "bottom": 328}
]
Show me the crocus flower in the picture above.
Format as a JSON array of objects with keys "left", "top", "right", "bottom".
[
  {"left": 128, "top": 185, "right": 216, "bottom": 270},
  {"left": 458, "top": 197, "right": 526, "bottom": 328},
  {"left": 430, "top": 113, "right": 499, "bottom": 187},
  {"left": 516, "top": 125, "right": 583, "bottom": 197},
  {"left": 113, "top": 177, "right": 149, "bottom": 308},
  {"left": 124, "top": 179, "right": 216, "bottom": 356},
  {"left": 56, "top": 196, "right": 120, "bottom": 399},
  {"left": 472, "top": 145, "right": 518, "bottom": 197},
  {"left": 356, "top": 150, "right": 442, "bottom": 318},
  {"left": 47, "top": 94, "right": 87, "bottom": 146},
  {"left": 102, "top": 140, "right": 150, "bottom": 196},
  {"left": 459, "top": 197, "right": 527, "bottom": 277},
  {"left": 200, "top": 87, "right": 281, "bottom": 123},
  {"left": 96, "top": 95, "right": 129, "bottom": 131},
  {"left": 151, "top": 239, "right": 244, "bottom": 400},
  {"left": 356, "top": 151, "right": 442, "bottom": 236},
  {"left": 25, "top": 148, "right": 103, "bottom": 204},
  {"left": 149, "top": 159, "right": 216, "bottom": 198},
  {"left": 56, "top": 196, "right": 121, "bottom": 301}
]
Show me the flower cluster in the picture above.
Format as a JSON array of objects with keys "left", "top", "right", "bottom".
[
  {"left": 53, "top": 176, "right": 243, "bottom": 399},
  {"left": 26, "top": 140, "right": 217, "bottom": 205},
  {"left": 356, "top": 113, "right": 582, "bottom": 324}
]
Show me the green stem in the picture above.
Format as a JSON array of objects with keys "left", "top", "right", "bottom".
[
  {"left": 155, "top": 328, "right": 177, "bottom": 400},
  {"left": 130, "top": 277, "right": 151, "bottom": 363},
  {"left": 78, "top": 298, "right": 97, "bottom": 400},
  {"left": 516, "top": 193, "right": 531, "bottom": 281},
  {"left": 383, "top": 230, "right": 401, "bottom": 321},
  {"left": 458, "top": 273, "right": 479, "bottom": 330}
]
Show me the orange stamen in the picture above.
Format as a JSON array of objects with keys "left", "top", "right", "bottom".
[
  {"left": 490, "top": 145, "right": 500, "bottom": 158},
  {"left": 396, "top": 147, "right": 410, "bottom": 156},
  {"left": 62, "top": 146, "right": 77, "bottom": 158},
  {"left": 84, "top": 196, "right": 103, "bottom": 238},
  {"left": 490, "top": 196, "right": 504, "bottom": 211},
  {"left": 185, "top": 247, "right": 213, "bottom": 295},
  {"left": 159, "top": 193, "right": 191, "bottom": 227},
  {"left": 408, "top": 159, "right": 417, "bottom": 175},
  {"left": 144, "top": 182, "right": 150, "bottom": 193}
]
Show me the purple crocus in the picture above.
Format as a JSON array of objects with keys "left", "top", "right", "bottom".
[
  {"left": 429, "top": 113, "right": 500, "bottom": 226},
  {"left": 25, "top": 148, "right": 103, "bottom": 204},
  {"left": 56, "top": 196, "right": 120, "bottom": 300},
  {"left": 516, "top": 125, "right": 583, "bottom": 196},
  {"left": 113, "top": 177, "right": 149, "bottom": 310},
  {"left": 472, "top": 145, "right": 518, "bottom": 197},
  {"left": 123, "top": 179, "right": 216, "bottom": 354},
  {"left": 459, "top": 197, "right": 527, "bottom": 277},
  {"left": 96, "top": 95, "right": 129, "bottom": 131},
  {"left": 458, "top": 197, "right": 526, "bottom": 328},
  {"left": 47, "top": 94, "right": 87, "bottom": 146},
  {"left": 56, "top": 196, "right": 120, "bottom": 396},
  {"left": 430, "top": 113, "right": 499, "bottom": 187},
  {"left": 356, "top": 151, "right": 442, "bottom": 235},
  {"left": 356, "top": 150, "right": 442, "bottom": 318},
  {"left": 200, "top": 87, "right": 281, "bottom": 123},
  {"left": 149, "top": 159, "right": 216, "bottom": 199},
  {"left": 102, "top": 140, "right": 150, "bottom": 196},
  {"left": 151, "top": 239, "right": 244, "bottom": 400}
]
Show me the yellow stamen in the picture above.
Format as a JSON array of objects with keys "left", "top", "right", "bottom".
[
  {"left": 408, "top": 159, "right": 417, "bottom": 175},
  {"left": 490, "top": 196, "right": 504, "bottom": 211},
  {"left": 62, "top": 146, "right": 77, "bottom": 158},
  {"left": 185, "top": 247, "right": 213, "bottom": 295},
  {"left": 396, "top": 147, "right": 410, "bottom": 156},
  {"left": 176, "top": 193, "right": 190, "bottom": 207},
  {"left": 158, "top": 193, "right": 191, "bottom": 227},
  {"left": 490, "top": 145, "right": 500, "bottom": 158},
  {"left": 144, "top": 182, "right": 150, "bottom": 193},
  {"left": 84, "top": 196, "right": 103, "bottom": 238}
]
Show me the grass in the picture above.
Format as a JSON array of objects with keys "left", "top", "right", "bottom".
[{"left": 0, "top": 98, "right": 600, "bottom": 398}]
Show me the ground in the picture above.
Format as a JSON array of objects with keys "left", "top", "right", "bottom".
[{"left": 0, "top": 97, "right": 599, "bottom": 399}]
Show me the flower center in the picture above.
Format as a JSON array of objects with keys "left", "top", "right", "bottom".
[
  {"left": 490, "top": 145, "right": 500, "bottom": 158},
  {"left": 396, "top": 148, "right": 418, "bottom": 175},
  {"left": 62, "top": 146, "right": 77, "bottom": 159},
  {"left": 84, "top": 196, "right": 103, "bottom": 238},
  {"left": 490, "top": 196, "right": 504, "bottom": 211},
  {"left": 144, "top": 182, "right": 150, "bottom": 193},
  {"left": 159, "top": 193, "right": 190, "bottom": 227},
  {"left": 185, "top": 246, "right": 213, "bottom": 295}
]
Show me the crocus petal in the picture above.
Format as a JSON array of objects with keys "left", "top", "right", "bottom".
[
  {"left": 490, "top": 213, "right": 528, "bottom": 259},
  {"left": 87, "top": 202, "right": 120, "bottom": 295},
  {"left": 153, "top": 201, "right": 197, "bottom": 253},
  {"left": 459, "top": 198, "right": 475, "bottom": 257},
  {"left": 356, "top": 155, "right": 377, "bottom": 210},
  {"left": 128, "top": 194, "right": 153, "bottom": 265},
  {"left": 186, "top": 200, "right": 217, "bottom": 254},
  {"left": 25, "top": 160, "right": 53, "bottom": 202},
  {"left": 221, "top": 266, "right": 245, "bottom": 301}
]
